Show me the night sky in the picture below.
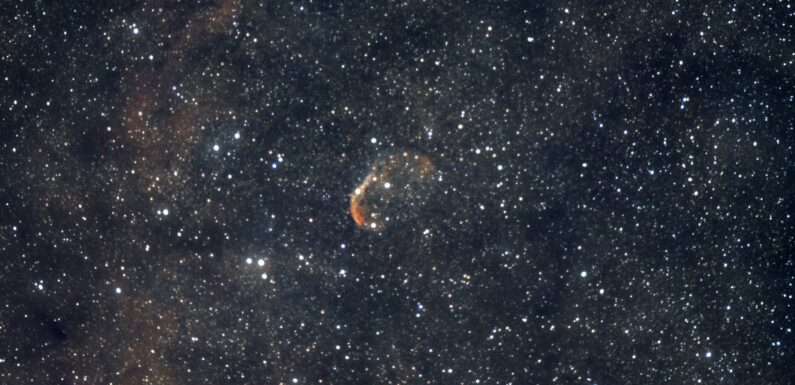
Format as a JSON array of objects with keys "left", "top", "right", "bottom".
[{"left": 1, "top": 1, "right": 793, "bottom": 384}]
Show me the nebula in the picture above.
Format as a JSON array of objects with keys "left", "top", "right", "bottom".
[{"left": 350, "top": 151, "right": 435, "bottom": 230}]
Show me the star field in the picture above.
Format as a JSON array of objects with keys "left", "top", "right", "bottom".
[{"left": 0, "top": 1, "right": 793, "bottom": 384}]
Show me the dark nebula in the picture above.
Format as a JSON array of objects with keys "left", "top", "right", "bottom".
[{"left": 0, "top": 1, "right": 792, "bottom": 384}]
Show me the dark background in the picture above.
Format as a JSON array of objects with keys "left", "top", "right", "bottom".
[{"left": 0, "top": 1, "right": 792, "bottom": 384}]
